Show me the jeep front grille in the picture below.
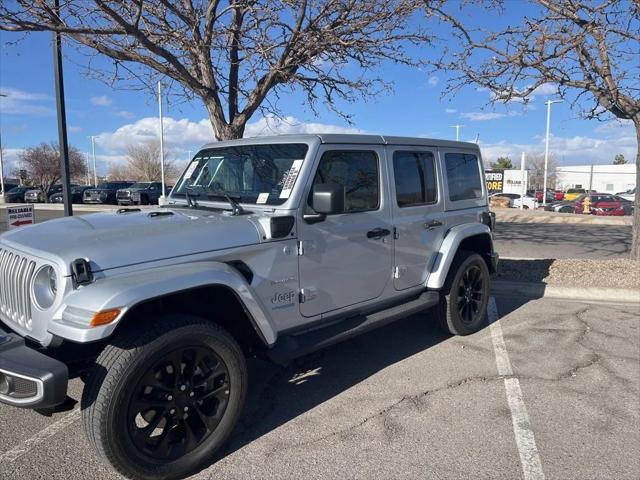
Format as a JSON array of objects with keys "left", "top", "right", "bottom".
[{"left": 0, "top": 249, "right": 37, "bottom": 331}]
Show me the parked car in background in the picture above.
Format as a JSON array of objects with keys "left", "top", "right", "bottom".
[
  {"left": 1, "top": 183, "right": 18, "bottom": 195},
  {"left": 50, "top": 186, "right": 93, "bottom": 204},
  {"left": 616, "top": 187, "right": 635, "bottom": 202},
  {"left": 25, "top": 184, "right": 78, "bottom": 203},
  {"left": 554, "top": 190, "right": 565, "bottom": 201},
  {"left": 512, "top": 195, "right": 539, "bottom": 210},
  {"left": 613, "top": 195, "right": 635, "bottom": 215},
  {"left": 489, "top": 192, "right": 538, "bottom": 209},
  {"left": 564, "top": 188, "right": 586, "bottom": 201},
  {"left": 574, "top": 194, "right": 627, "bottom": 216},
  {"left": 3, "top": 186, "right": 31, "bottom": 203},
  {"left": 83, "top": 181, "right": 133, "bottom": 204},
  {"left": 116, "top": 182, "right": 168, "bottom": 206},
  {"left": 544, "top": 193, "right": 587, "bottom": 213},
  {"left": 534, "top": 189, "right": 556, "bottom": 204}
]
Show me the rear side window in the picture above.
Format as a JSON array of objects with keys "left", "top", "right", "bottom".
[
  {"left": 312, "top": 150, "right": 379, "bottom": 212},
  {"left": 444, "top": 152, "right": 483, "bottom": 201},
  {"left": 393, "top": 151, "right": 437, "bottom": 207}
]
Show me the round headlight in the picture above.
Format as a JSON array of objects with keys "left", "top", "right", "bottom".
[{"left": 33, "top": 266, "right": 58, "bottom": 310}]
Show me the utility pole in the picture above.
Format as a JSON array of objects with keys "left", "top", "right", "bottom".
[
  {"left": 52, "top": 0, "right": 73, "bottom": 216},
  {"left": 0, "top": 92, "right": 6, "bottom": 203},
  {"left": 158, "top": 81, "right": 166, "bottom": 203},
  {"left": 85, "top": 152, "right": 91, "bottom": 185},
  {"left": 542, "top": 99, "right": 563, "bottom": 206},
  {"left": 520, "top": 152, "right": 526, "bottom": 210},
  {"left": 588, "top": 164, "right": 594, "bottom": 192},
  {"left": 450, "top": 124, "right": 464, "bottom": 141},
  {"left": 90, "top": 135, "right": 97, "bottom": 186}
]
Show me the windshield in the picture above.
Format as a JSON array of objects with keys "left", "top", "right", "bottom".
[
  {"left": 131, "top": 182, "right": 151, "bottom": 189},
  {"left": 97, "top": 182, "right": 126, "bottom": 189},
  {"left": 173, "top": 143, "right": 308, "bottom": 205}
]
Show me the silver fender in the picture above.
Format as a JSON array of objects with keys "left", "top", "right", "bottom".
[
  {"left": 48, "top": 262, "right": 277, "bottom": 345},
  {"left": 426, "top": 223, "right": 492, "bottom": 290}
]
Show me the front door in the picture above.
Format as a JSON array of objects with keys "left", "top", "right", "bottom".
[
  {"left": 298, "top": 146, "right": 392, "bottom": 318},
  {"left": 387, "top": 147, "right": 446, "bottom": 290}
]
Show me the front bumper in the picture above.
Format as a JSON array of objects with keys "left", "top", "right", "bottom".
[{"left": 0, "top": 327, "right": 68, "bottom": 408}]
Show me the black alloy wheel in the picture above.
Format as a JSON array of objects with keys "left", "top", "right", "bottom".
[
  {"left": 128, "top": 346, "right": 231, "bottom": 461},
  {"left": 455, "top": 264, "right": 485, "bottom": 326}
]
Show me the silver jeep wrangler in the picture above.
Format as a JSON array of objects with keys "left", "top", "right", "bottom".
[{"left": 0, "top": 134, "right": 497, "bottom": 479}]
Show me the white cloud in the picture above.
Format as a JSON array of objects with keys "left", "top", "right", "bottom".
[
  {"left": 0, "top": 148, "right": 25, "bottom": 177},
  {"left": 461, "top": 111, "right": 510, "bottom": 121},
  {"left": 427, "top": 76, "right": 439, "bottom": 87},
  {"left": 445, "top": 108, "right": 457, "bottom": 114},
  {"left": 114, "top": 110, "right": 135, "bottom": 119},
  {"left": 480, "top": 127, "right": 637, "bottom": 166},
  {"left": 93, "top": 115, "right": 362, "bottom": 172},
  {"left": 90, "top": 95, "right": 112, "bottom": 107},
  {"left": 69, "top": 126, "right": 83, "bottom": 133},
  {"left": 0, "top": 88, "right": 53, "bottom": 116}
]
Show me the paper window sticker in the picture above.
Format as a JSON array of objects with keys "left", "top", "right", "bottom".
[
  {"left": 279, "top": 159, "right": 304, "bottom": 199},
  {"left": 257, "top": 192, "right": 269, "bottom": 204},
  {"left": 184, "top": 162, "right": 198, "bottom": 178}
]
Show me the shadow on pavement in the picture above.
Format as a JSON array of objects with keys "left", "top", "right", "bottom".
[
  {"left": 217, "top": 309, "right": 460, "bottom": 462},
  {"left": 493, "top": 222, "right": 631, "bottom": 258}
]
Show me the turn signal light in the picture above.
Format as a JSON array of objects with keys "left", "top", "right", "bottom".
[{"left": 90, "top": 308, "right": 121, "bottom": 327}]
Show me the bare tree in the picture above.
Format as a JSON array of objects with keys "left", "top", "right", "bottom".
[
  {"left": 427, "top": 0, "right": 640, "bottom": 259},
  {"left": 0, "top": 1, "right": 427, "bottom": 140},
  {"left": 527, "top": 153, "right": 557, "bottom": 190},
  {"left": 18, "top": 142, "right": 87, "bottom": 202},
  {"left": 125, "top": 141, "right": 179, "bottom": 182},
  {"left": 107, "top": 163, "right": 129, "bottom": 181}
]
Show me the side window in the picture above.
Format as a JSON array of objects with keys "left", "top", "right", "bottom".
[
  {"left": 444, "top": 152, "right": 483, "bottom": 202},
  {"left": 311, "top": 150, "right": 379, "bottom": 213},
  {"left": 393, "top": 151, "right": 437, "bottom": 207}
]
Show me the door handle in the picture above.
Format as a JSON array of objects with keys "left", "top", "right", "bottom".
[
  {"left": 424, "top": 219, "right": 443, "bottom": 230},
  {"left": 367, "top": 228, "right": 391, "bottom": 239}
]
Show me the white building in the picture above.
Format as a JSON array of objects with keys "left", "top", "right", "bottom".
[{"left": 556, "top": 164, "right": 636, "bottom": 194}]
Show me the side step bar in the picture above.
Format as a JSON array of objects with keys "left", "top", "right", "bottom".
[{"left": 267, "top": 291, "right": 439, "bottom": 365}]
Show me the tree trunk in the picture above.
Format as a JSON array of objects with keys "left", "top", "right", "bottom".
[
  {"left": 631, "top": 117, "right": 640, "bottom": 261},
  {"left": 203, "top": 97, "right": 245, "bottom": 141}
]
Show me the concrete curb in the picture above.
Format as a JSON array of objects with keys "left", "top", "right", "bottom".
[
  {"left": 493, "top": 209, "right": 632, "bottom": 226},
  {"left": 492, "top": 280, "right": 640, "bottom": 304}
]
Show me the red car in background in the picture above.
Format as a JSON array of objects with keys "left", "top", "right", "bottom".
[
  {"left": 534, "top": 189, "right": 556, "bottom": 203},
  {"left": 554, "top": 190, "right": 564, "bottom": 201},
  {"left": 574, "top": 194, "right": 626, "bottom": 216}
]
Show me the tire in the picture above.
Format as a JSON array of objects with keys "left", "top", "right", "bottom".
[
  {"left": 436, "top": 250, "right": 490, "bottom": 336},
  {"left": 82, "top": 316, "right": 247, "bottom": 480},
  {"left": 559, "top": 206, "right": 573, "bottom": 213}
]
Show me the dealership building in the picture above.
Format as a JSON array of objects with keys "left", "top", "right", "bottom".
[{"left": 555, "top": 164, "right": 636, "bottom": 194}]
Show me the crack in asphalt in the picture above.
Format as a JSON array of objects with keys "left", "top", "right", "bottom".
[{"left": 264, "top": 305, "right": 637, "bottom": 454}]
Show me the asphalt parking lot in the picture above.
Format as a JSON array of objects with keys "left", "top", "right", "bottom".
[
  {"left": 493, "top": 222, "right": 632, "bottom": 258},
  {"left": 1, "top": 294, "right": 638, "bottom": 479}
]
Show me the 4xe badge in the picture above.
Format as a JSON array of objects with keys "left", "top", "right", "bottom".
[{"left": 271, "top": 290, "right": 296, "bottom": 309}]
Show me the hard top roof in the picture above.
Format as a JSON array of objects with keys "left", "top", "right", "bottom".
[{"left": 201, "top": 133, "right": 479, "bottom": 150}]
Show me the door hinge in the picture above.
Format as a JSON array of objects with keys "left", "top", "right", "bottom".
[
  {"left": 297, "top": 240, "right": 304, "bottom": 256},
  {"left": 393, "top": 266, "right": 406, "bottom": 279},
  {"left": 393, "top": 227, "right": 399, "bottom": 239},
  {"left": 299, "top": 287, "right": 317, "bottom": 303}
]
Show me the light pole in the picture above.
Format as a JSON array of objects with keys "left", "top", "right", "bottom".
[
  {"left": 0, "top": 92, "right": 7, "bottom": 203},
  {"left": 450, "top": 124, "right": 464, "bottom": 141},
  {"left": 89, "top": 135, "right": 98, "bottom": 186},
  {"left": 157, "top": 81, "right": 166, "bottom": 204},
  {"left": 542, "top": 99, "right": 563, "bottom": 206}
]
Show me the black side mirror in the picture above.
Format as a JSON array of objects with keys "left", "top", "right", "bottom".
[{"left": 312, "top": 183, "right": 345, "bottom": 215}]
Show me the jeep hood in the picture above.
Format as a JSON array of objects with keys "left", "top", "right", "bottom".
[{"left": 0, "top": 208, "right": 262, "bottom": 274}]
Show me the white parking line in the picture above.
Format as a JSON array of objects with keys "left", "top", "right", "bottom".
[
  {"left": 0, "top": 408, "right": 80, "bottom": 464},
  {"left": 488, "top": 297, "right": 545, "bottom": 480}
]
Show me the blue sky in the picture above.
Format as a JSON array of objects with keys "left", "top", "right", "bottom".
[{"left": 0, "top": 8, "right": 636, "bottom": 178}]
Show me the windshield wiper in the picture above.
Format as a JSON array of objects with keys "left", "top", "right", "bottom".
[
  {"left": 185, "top": 186, "right": 200, "bottom": 209},
  {"left": 208, "top": 190, "right": 245, "bottom": 216}
]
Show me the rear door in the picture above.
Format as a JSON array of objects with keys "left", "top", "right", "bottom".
[
  {"left": 297, "top": 146, "right": 392, "bottom": 317},
  {"left": 387, "top": 147, "right": 446, "bottom": 290}
]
